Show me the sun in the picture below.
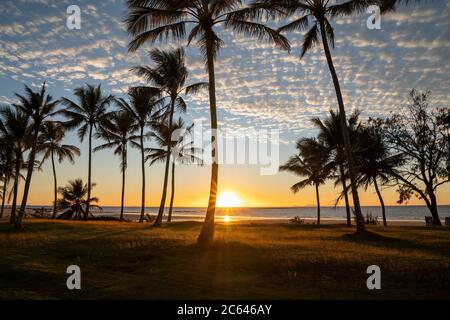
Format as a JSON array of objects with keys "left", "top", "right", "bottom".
[{"left": 216, "top": 191, "right": 243, "bottom": 208}]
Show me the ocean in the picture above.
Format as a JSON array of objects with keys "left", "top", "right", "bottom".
[{"left": 29, "top": 205, "right": 449, "bottom": 222}]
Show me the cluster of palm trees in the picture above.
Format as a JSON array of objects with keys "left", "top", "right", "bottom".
[
  {"left": 281, "top": 110, "right": 404, "bottom": 227},
  {"left": 0, "top": 48, "right": 203, "bottom": 228}
]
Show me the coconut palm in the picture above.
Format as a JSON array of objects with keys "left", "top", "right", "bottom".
[
  {"left": 0, "top": 139, "right": 14, "bottom": 218},
  {"left": 132, "top": 47, "right": 208, "bottom": 227},
  {"left": 60, "top": 84, "right": 114, "bottom": 220},
  {"left": 126, "top": 0, "right": 290, "bottom": 244},
  {"left": 37, "top": 122, "right": 80, "bottom": 219},
  {"left": 57, "top": 179, "right": 100, "bottom": 220},
  {"left": 311, "top": 110, "right": 361, "bottom": 227},
  {"left": 280, "top": 138, "right": 331, "bottom": 224},
  {"left": 13, "top": 83, "right": 59, "bottom": 229},
  {"left": 115, "top": 87, "right": 162, "bottom": 222},
  {"left": 252, "top": 0, "right": 385, "bottom": 232},
  {"left": 146, "top": 118, "right": 203, "bottom": 222},
  {"left": 94, "top": 112, "right": 136, "bottom": 221},
  {"left": 0, "top": 106, "right": 31, "bottom": 224}
]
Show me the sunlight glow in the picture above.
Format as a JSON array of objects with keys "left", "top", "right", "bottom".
[
  {"left": 216, "top": 191, "right": 243, "bottom": 208},
  {"left": 223, "top": 215, "right": 231, "bottom": 223}
]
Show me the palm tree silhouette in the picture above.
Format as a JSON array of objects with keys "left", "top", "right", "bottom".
[
  {"left": 37, "top": 121, "right": 80, "bottom": 219},
  {"left": 132, "top": 47, "right": 207, "bottom": 227},
  {"left": 311, "top": 110, "right": 361, "bottom": 227},
  {"left": 255, "top": 0, "right": 382, "bottom": 232},
  {"left": 94, "top": 112, "right": 136, "bottom": 221},
  {"left": 126, "top": 0, "right": 290, "bottom": 245},
  {"left": 353, "top": 124, "right": 404, "bottom": 226},
  {"left": 146, "top": 118, "right": 203, "bottom": 222},
  {"left": 115, "top": 87, "right": 162, "bottom": 222},
  {"left": 280, "top": 138, "right": 331, "bottom": 225},
  {"left": 13, "top": 83, "right": 59, "bottom": 229},
  {"left": 60, "top": 84, "right": 114, "bottom": 220},
  {"left": 57, "top": 179, "right": 101, "bottom": 220},
  {"left": 0, "top": 139, "right": 14, "bottom": 218},
  {"left": 0, "top": 107, "right": 29, "bottom": 223}
]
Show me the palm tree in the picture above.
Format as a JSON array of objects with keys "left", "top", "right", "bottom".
[
  {"left": 281, "top": 138, "right": 331, "bottom": 224},
  {"left": 126, "top": 0, "right": 290, "bottom": 245},
  {"left": 115, "top": 87, "right": 162, "bottom": 222},
  {"left": 146, "top": 118, "right": 203, "bottom": 222},
  {"left": 311, "top": 110, "right": 361, "bottom": 227},
  {"left": 0, "top": 139, "right": 14, "bottom": 218},
  {"left": 354, "top": 124, "right": 404, "bottom": 226},
  {"left": 13, "top": 83, "right": 59, "bottom": 229},
  {"left": 0, "top": 106, "right": 30, "bottom": 224},
  {"left": 253, "top": 0, "right": 383, "bottom": 232},
  {"left": 60, "top": 84, "right": 114, "bottom": 220},
  {"left": 94, "top": 112, "right": 136, "bottom": 221},
  {"left": 57, "top": 179, "right": 100, "bottom": 220},
  {"left": 132, "top": 48, "right": 208, "bottom": 227},
  {"left": 37, "top": 122, "right": 80, "bottom": 219}
]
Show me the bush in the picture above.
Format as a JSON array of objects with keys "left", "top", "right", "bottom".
[{"left": 290, "top": 216, "right": 305, "bottom": 224}]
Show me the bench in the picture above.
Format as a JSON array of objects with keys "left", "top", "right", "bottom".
[
  {"left": 425, "top": 216, "right": 434, "bottom": 226},
  {"left": 445, "top": 217, "right": 450, "bottom": 226}
]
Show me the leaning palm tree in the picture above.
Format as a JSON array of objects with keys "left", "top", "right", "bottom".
[
  {"left": 146, "top": 118, "right": 203, "bottom": 222},
  {"left": 37, "top": 122, "right": 80, "bottom": 219},
  {"left": 0, "top": 139, "right": 14, "bottom": 218},
  {"left": 60, "top": 84, "right": 114, "bottom": 220},
  {"left": 13, "top": 83, "right": 59, "bottom": 229},
  {"left": 94, "top": 112, "right": 136, "bottom": 221},
  {"left": 132, "top": 47, "right": 208, "bottom": 227},
  {"left": 253, "top": 0, "right": 384, "bottom": 232},
  {"left": 353, "top": 124, "right": 404, "bottom": 226},
  {"left": 126, "top": 0, "right": 290, "bottom": 245},
  {"left": 280, "top": 138, "right": 331, "bottom": 225},
  {"left": 57, "top": 179, "right": 101, "bottom": 220},
  {"left": 311, "top": 109, "right": 361, "bottom": 227},
  {"left": 0, "top": 107, "right": 29, "bottom": 224},
  {"left": 115, "top": 87, "right": 162, "bottom": 222}
]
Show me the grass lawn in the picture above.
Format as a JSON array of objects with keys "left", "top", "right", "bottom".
[{"left": 0, "top": 218, "right": 449, "bottom": 299}]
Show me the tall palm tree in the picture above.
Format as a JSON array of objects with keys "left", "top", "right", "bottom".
[
  {"left": 132, "top": 47, "right": 208, "bottom": 227},
  {"left": 126, "top": 0, "right": 290, "bottom": 245},
  {"left": 253, "top": 0, "right": 383, "bottom": 232},
  {"left": 115, "top": 87, "right": 162, "bottom": 222},
  {"left": 13, "top": 83, "right": 59, "bottom": 229},
  {"left": 94, "top": 112, "right": 136, "bottom": 221},
  {"left": 0, "top": 139, "right": 14, "bottom": 218},
  {"left": 0, "top": 106, "right": 29, "bottom": 224},
  {"left": 60, "top": 84, "right": 114, "bottom": 220},
  {"left": 311, "top": 110, "right": 361, "bottom": 227},
  {"left": 146, "top": 118, "right": 203, "bottom": 222},
  {"left": 37, "top": 122, "right": 80, "bottom": 219},
  {"left": 57, "top": 179, "right": 100, "bottom": 220},
  {"left": 354, "top": 125, "right": 404, "bottom": 226},
  {"left": 280, "top": 138, "right": 331, "bottom": 224}
]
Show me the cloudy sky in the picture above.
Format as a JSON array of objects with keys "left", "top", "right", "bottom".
[{"left": 0, "top": 0, "right": 449, "bottom": 207}]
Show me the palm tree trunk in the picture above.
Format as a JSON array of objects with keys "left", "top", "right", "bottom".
[
  {"left": 315, "top": 183, "right": 321, "bottom": 225},
  {"left": 51, "top": 151, "right": 57, "bottom": 219},
  {"left": 120, "top": 147, "right": 126, "bottom": 221},
  {"left": 167, "top": 162, "right": 175, "bottom": 223},
  {"left": 154, "top": 98, "right": 176, "bottom": 227},
  {"left": 339, "top": 162, "right": 351, "bottom": 227},
  {"left": 9, "top": 155, "right": 20, "bottom": 224},
  {"left": 0, "top": 174, "right": 8, "bottom": 218},
  {"left": 198, "top": 31, "right": 219, "bottom": 246},
  {"left": 318, "top": 21, "right": 365, "bottom": 232},
  {"left": 15, "top": 131, "right": 39, "bottom": 229},
  {"left": 139, "top": 126, "right": 146, "bottom": 223},
  {"left": 85, "top": 123, "right": 93, "bottom": 221},
  {"left": 373, "top": 177, "right": 387, "bottom": 226}
]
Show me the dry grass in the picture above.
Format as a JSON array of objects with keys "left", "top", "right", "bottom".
[{"left": 0, "top": 218, "right": 449, "bottom": 299}]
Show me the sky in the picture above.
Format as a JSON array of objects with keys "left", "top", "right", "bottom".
[{"left": 0, "top": 0, "right": 449, "bottom": 207}]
